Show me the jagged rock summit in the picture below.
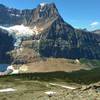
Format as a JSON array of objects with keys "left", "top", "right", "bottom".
[
  {"left": 0, "top": 3, "right": 100, "bottom": 63},
  {"left": 0, "top": 3, "right": 59, "bottom": 26}
]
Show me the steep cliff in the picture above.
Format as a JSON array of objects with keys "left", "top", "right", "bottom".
[{"left": 0, "top": 3, "right": 100, "bottom": 64}]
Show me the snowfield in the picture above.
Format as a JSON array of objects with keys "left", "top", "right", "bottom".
[
  {"left": 40, "top": 3, "right": 46, "bottom": 7},
  {"left": 0, "top": 24, "right": 40, "bottom": 36},
  {"left": 0, "top": 25, "right": 41, "bottom": 48},
  {"left": 0, "top": 88, "right": 16, "bottom": 93}
]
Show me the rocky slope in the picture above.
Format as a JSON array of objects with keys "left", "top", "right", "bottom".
[
  {"left": 0, "top": 72, "right": 100, "bottom": 100},
  {"left": 0, "top": 3, "right": 100, "bottom": 64},
  {"left": 92, "top": 29, "right": 100, "bottom": 34}
]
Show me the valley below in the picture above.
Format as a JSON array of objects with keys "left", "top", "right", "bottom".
[
  {"left": 0, "top": 58, "right": 100, "bottom": 100},
  {"left": 0, "top": 67, "right": 100, "bottom": 100},
  {"left": 0, "top": 2, "right": 100, "bottom": 100}
]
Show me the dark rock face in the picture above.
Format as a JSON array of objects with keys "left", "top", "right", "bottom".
[
  {"left": 39, "top": 19, "right": 100, "bottom": 59},
  {"left": 0, "top": 28, "right": 14, "bottom": 63},
  {"left": 0, "top": 3, "right": 100, "bottom": 62}
]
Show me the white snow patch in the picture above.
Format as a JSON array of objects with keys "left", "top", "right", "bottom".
[
  {"left": 0, "top": 25, "right": 41, "bottom": 48},
  {"left": 0, "top": 26, "right": 8, "bottom": 30},
  {"left": 6, "top": 65, "right": 19, "bottom": 74},
  {"left": 0, "top": 88, "right": 16, "bottom": 93},
  {"left": 45, "top": 91, "right": 56, "bottom": 96},
  {"left": 7, "top": 65, "right": 14, "bottom": 71},
  {"left": 49, "top": 83, "right": 76, "bottom": 90},
  {"left": 11, "top": 70, "right": 19, "bottom": 74},
  {"left": 3, "top": 65, "right": 19, "bottom": 75},
  {"left": 10, "top": 13, "right": 15, "bottom": 16},
  {"left": 75, "top": 59, "right": 80, "bottom": 64},
  {"left": 40, "top": 3, "right": 46, "bottom": 7},
  {"left": 8, "top": 24, "right": 34, "bottom": 36},
  {"left": 0, "top": 25, "right": 40, "bottom": 36},
  {"left": 16, "top": 14, "right": 20, "bottom": 17}
]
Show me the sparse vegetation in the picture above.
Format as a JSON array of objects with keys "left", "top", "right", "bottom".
[
  {"left": 1, "top": 67, "right": 100, "bottom": 84},
  {"left": 0, "top": 67, "right": 100, "bottom": 100},
  {"left": 80, "top": 58, "right": 100, "bottom": 68}
]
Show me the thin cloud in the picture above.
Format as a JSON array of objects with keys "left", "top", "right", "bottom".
[{"left": 90, "top": 21, "right": 99, "bottom": 27}]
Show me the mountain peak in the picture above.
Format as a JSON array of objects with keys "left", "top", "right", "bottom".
[
  {"left": 38, "top": 3, "right": 58, "bottom": 14},
  {"left": 39, "top": 2, "right": 56, "bottom": 7},
  {"left": 27, "top": 3, "right": 60, "bottom": 26},
  {"left": 0, "top": 3, "right": 100, "bottom": 63},
  {"left": 40, "top": 3, "right": 46, "bottom": 7},
  {"left": 0, "top": 3, "right": 60, "bottom": 26}
]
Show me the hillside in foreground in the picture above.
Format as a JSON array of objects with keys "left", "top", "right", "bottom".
[{"left": 0, "top": 67, "right": 100, "bottom": 100}]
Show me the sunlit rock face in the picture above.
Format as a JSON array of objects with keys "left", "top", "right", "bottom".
[{"left": 0, "top": 3, "right": 100, "bottom": 64}]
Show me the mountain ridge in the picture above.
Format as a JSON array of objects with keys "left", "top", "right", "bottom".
[{"left": 0, "top": 3, "right": 100, "bottom": 64}]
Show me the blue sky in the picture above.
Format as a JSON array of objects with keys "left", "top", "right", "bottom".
[{"left": 0, "top": 0, "right": 100, "bottom": 30}]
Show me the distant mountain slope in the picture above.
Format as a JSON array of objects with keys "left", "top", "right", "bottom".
[
  {"left": 92, "top": 29, "right": 100, "bottom": 34},
  {"left": 0, "top": 3, "right": 100, "bottom": 63}
]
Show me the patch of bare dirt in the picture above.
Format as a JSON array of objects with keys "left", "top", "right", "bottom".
[{"left": 21, "top": 58, "right": 87, "bottom": 73}]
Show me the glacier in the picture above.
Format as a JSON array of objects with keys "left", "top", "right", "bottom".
[{"left": 0, "top": 25, "right": 40, "bottom": 48}]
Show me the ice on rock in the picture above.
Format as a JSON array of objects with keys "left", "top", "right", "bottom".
[
  {"left": 8, "top": 24, "right": 34, "bottom": 36},
  {"left": 0, "top": 24, "right": 42, "bottom": 35},
  {"left": 0, "top": 25, "right": 41, "bottom": 48},
  {"left": 40, "top": 3, "right": 46, "bottom": 8}
]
